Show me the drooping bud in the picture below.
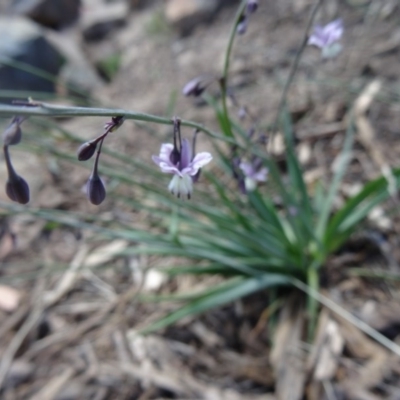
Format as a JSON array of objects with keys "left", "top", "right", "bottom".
[
  {"left": 2, "top": 116, "right": 25, "bottom": 146},
  {"left": 6, "top": 175, "right": 30, "bottom": 204},
  {"left": 3, "top": 146, "right": 30, "bottom": 204},
  {"left": 247, "top": 0, "right": 258, "bottom": 14},
  {"left": 86, "top": 138, "right": 106, "bottom": 205},
  {"left": 236, "top": 14, "right": 248, "bottom": 35},
  {"left": 86, "top": 173, "right": 106, "bottom": 205},
  {"left": 182, "top": 75, "right": 215, "bottom": 97},
  {"left": 77, "top": 141, "right": 97, "bottom": 161}
]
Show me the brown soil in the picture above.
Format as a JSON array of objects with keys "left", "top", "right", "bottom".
[{"left": 1, "top": 1, "right": 400, "bottom": 399}]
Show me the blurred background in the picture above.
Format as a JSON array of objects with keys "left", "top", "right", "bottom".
[{"left": 1, "top": 0, "right": 400, "bottom": 399}]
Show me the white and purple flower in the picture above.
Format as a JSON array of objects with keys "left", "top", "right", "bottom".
[
  {"left": 308, "top": 19, "right": 344, "bottom": 59},
  {"left": 152, "top": 130, "right": 212, "bottom": 199},
  {"left": 239, "top": 159, "right": 268, "bottom": 192}
]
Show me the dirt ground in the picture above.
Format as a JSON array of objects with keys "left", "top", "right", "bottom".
[{"left": 1, "top": 0, "right": 400, "bottom": 399}]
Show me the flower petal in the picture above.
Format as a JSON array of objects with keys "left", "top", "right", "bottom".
[
  {"left": 168, "top": 174, "right": 193, "bottom": 198},
  {"left": 244, "top": 177, "right": 257, "bottom": 192},
  {"left": 190, "top": 152, "right": 212, "bottom": 171},
  {"left": 182, "top": 152, "right": 212, "bottom": 176},
  {"left": 253, "top": 167, "right": 268, "bottom": 182},
  {"left": 180, "top": 139, "right": 192, "bottom": 170},
  {"left": 325, "top": 20, "right": 343, "bottom": 45},
  {"left": 239, "top": 161, "right": 254, "bottom": 177},
  {"left": 307, "top": 34, "right": 325, "bottom": 48},
  {"left": 159, "top": 143, "right": 174, "bottom": 162}
]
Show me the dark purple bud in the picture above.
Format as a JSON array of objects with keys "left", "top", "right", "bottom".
[
  {"left": 236, "top": 15, "right": 248, "bottom": 35},
  {"left": 2, "top": 117, "right": 25, "bottom": 146},
  {"left": 247, "top": 0, "right": 258, "bottom": 14},
  {"left": 6, "top": 175, "right": 30, "bottom": 204},
  {"left": 86, "top": 137, "right": 106, "bottom": 205},
  {"left": 182, "top": 75, "right": 215, "bottom": 97},
  {"left": 3, "top": 145, "right": 30, "bottom": 204},
  {"left": 86, "top": 173, "right": 106, "bottom": 205},
  {"left": 77, "top": 141, "right": 97, "bottom": 161},
  {"left": 182, "top": 78, "right": 206, "bottom": 97}
]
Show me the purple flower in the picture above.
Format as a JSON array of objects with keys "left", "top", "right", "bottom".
[
  {"left": 152, "top": 139, "right": 212, "bottom": 199},
  {"left": 182, "top": 75, "right": 215, "bottom": 97},
  {"left": 236, "top": 14, "right": 248, "bottom": 35},
  {"left": 239, "top": 160, "right": 268, "bottom": 192},
  {"left": 308, "top": 19, "right": 343, "bottom": 59},
  {"left": 247, "top": 0, "right": 258, "bottom": 14}
]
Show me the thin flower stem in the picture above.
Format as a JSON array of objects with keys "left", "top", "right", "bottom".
[
  {"left": 273, "top": 0, "right": 324, "bottom": 130},
  {"left": 220, "top": 0, "right": 248, "bottom": 138},
  {"left": 0, "top": 101, "right": 234, "bottom": 144},
  {"left": 222, "top": 0, "right": 248, "bottom": 82},
  {"left": 93, "top": 137, "right": 104, "bottom": 176},
  {"left": 3, "top": 146, "right": 17, "bottom": 179}
]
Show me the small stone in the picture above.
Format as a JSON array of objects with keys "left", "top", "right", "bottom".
[
  {"left": 11, "top": 0, "right": 81, "bottom": 29},
  {"left": 6, "top": 360, "right": 34, "bottom": 387},
  {"left": 0, "top": 285, "right": 21, "bottom": 312},
  {"left": 0, "top": 17, "right": 64, "bottom": 99},
  {"left": 81, "top": 2, "right": 129, "bottom": 42},
  {"left": 165, "top": 0, "right": 219, "bottom": 35}
]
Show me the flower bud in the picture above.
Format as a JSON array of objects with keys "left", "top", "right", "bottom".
[
  {"left": 182, "top": 75, "right": 215, "bottom": 97},
  {"left": 6, "top": 175, "right": 30, "bottom": 204},
  {"left": 86, "top": 173, "right": 106, "bottom": 205},
  {"left": 77, "top": 141, "right": 97, "bottom": 161},
  {"left": 247, "top": 0, "right": 258, "bottom": 14},
  {"left": 236, "top": 15, "right": 248, "bottom": 35},
  {"left": 3, "top": 145, "right": 30, "bottom": 204}
]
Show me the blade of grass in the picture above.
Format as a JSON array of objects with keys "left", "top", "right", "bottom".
[{"left": 140, "top": 273, "right": 291, "bottom": 334}]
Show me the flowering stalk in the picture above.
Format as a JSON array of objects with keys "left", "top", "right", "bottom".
[
  {"left": 77, "top": 116, "right": 124, "bottom": 204},
  {"left": 272, "top": 0, "right": 324, "bottom": 133},
  {"left": 0, "top": 102, "right": 231, "bottom": 143},
  {"left": 220, "top": 0, "right": 248, "bottom": 138}
]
